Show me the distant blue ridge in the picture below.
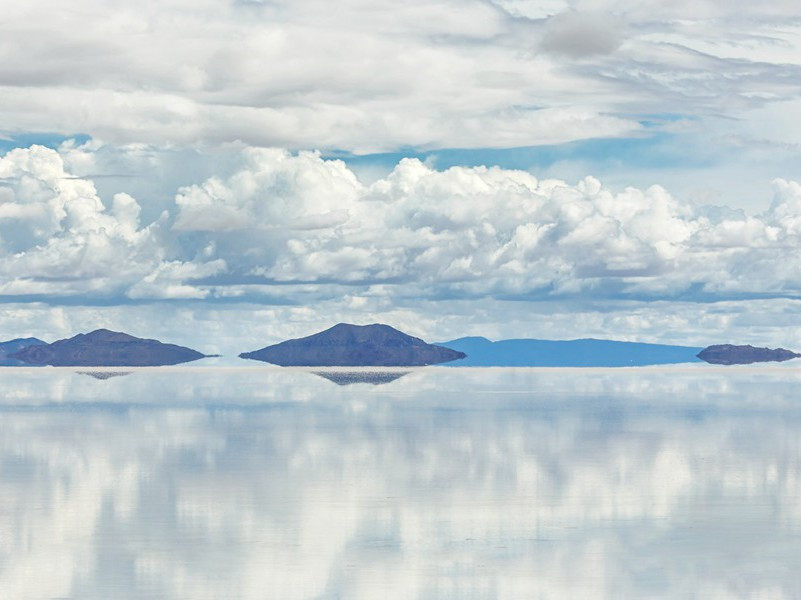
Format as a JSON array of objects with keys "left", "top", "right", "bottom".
[
  {"left": 0, "top": 337, "right": 47, "bottom": 366},
  {"left": 437, "top": 337, "right": 704, "bottom": 367}
]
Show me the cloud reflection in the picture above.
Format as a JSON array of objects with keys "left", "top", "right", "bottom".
[{"left": 0, "top": 368, "right": 800, "bottom": 598}]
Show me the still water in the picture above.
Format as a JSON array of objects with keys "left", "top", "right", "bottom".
[{"left": 1, "top": 366, "right": 801, "bottom": 599}]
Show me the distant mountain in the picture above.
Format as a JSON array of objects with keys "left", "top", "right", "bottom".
[
  {"left": 0, "top": 337, "right": 47, "bottom": 366},
  {"left": 697, "top": 344, "right": 800, "bottom": 365},
  {"left": 240, "top": 323, "right": 466, "bottom": 366},
  {"left": 11, "top": 329, "right": 207, "bottom": 367},
  {"left": 438, "top": 337, "right": 703, "bottom": 367}
]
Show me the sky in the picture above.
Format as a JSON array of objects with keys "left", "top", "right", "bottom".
[{"left": 2, "top": 0, "right": 801, "bottom": 354}]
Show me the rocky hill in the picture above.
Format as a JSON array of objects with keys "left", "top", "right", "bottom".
[
  {"left": 696, "top": 344, "right": 800, "bottom": 365},
  {"left": 240, "top": 323, "right": 465, "bottom": 366},
  {"left": 0, "top": 337, "right": 47, "bottom": 366},
  {"left": 11, "top": 329, "right": 207, "bottom": 366}
]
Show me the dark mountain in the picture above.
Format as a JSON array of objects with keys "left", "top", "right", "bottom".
[
  {"left": 697, "top": 344, "right": 800, "bottom": 365},
  {"left": 11, "top": 329, "right": 207, "bottom": 367},
  {"left": 438, "top": 337, "right": 703, "bottom": 367},
  {"left": 0, "top": 337, "right": 47, "bottom": 366},
  {"left": 240, "top": 323, "right": 466, "bottom": 366}
]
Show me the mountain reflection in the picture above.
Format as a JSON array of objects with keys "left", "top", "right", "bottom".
[
  {"left": 0, "top": 368, "right": 800, "bottom": 599},
  {"left": 77, "top": 371, "right": 133, "bottom": 380},
  {"left": 312, "top": 370, "right": 410, "bottom": 386}
]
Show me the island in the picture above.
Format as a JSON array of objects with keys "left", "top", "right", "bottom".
[
  {"left": 696, "top": 344, "right": 800, "bottom": 365},
  {"left": 10, "top": 329, "right": 208, "bottom": 367},
  {"left": 240, "top": 323, "right": 466, "bottom": 366},
  {"left": 0, "top": 337, "right": 47, "bottom": 366}
]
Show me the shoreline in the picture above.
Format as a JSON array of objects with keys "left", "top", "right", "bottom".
[{"left": 0, "top": 363, "right": 797, "bottom": 374}]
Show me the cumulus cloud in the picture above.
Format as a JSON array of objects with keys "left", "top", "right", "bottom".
[
  {"left": 0, "top": 145, "right": 221, "bottom": 300},
  {"left": 6, "top": 142, "right": 801, "bottom": 345},
  {"left": 168, "top": 147, "right": 801, "bottom": 304}
]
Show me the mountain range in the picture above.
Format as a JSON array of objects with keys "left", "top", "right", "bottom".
[
  {"left": 437, "top": 337, "right": 704, "bottom": 367},
  {"left": 0, "top": 337, "right": 47, "bottom": 366},
  {"left": 0, "top": 325, "right": 798, "bottom": 368}
]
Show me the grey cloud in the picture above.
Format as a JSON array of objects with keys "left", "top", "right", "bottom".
[
  {"left": 540, "top": 11, "right": 625, "bottom": 58},
  {"left": 2, "top": 0, "right": 799, "bottom": 162}
]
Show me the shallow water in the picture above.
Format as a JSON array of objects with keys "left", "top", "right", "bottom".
[{"left": 1, "top": 366, "right": 801, "bottom": 599}]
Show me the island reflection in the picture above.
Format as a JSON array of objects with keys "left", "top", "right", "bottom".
[
  {"left": 0, "top": 368, "right": 800, "bottom": 599},
  {"left": 312, "top": 370, "right": 410, "bottom": 386},
  {"left": 77, "top": 371, "right": 133, "bottom": 380}
]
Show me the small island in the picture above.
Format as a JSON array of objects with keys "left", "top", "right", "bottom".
[
  {"left": 10, "top": 329, "right": 208, "bottom": 367},
  {"left": 240, "top": 323, "right": 466, "bottom": 366},
  {"left": 696, "top": 344, "right": 800, "bottom": 365}
]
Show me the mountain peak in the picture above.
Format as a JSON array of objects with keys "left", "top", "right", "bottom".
[
  {"left": 0, "top": 337, "right": 47, "bottom": 366},
  {"left": 241, "top": 323, "right": 465, "bottom": 366},
  {"left": 79, "top": 329, "right": 142, "bottom": 343},
  {"left": 11, "top": 330, "right": 206, "bottom": 366}
]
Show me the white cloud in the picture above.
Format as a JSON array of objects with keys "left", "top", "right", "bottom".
[
  {"left": 173, "top": 149, "right": 362, "bottom": 232},
  {"left": 7, "top": 0, "right": 801, "bottom": 153},
  {"left": 4, "top": 142, "right": 801, "bottom": 346},
  {"left": 0, "top": 145, "right": 221, "bottom": 300},
  {"left": 168, "top": 147, "right": 801, "bottom": 304},
  {"left": 3, "top": 0, "right": 801, "bottom": 227},
  {"left": 0, "top": 0, "right": 648, "bottom": 152}
]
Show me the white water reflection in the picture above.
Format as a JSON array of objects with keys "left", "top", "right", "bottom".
[{"left": 1, "top": 367, "right": 801, "bottom": 599}]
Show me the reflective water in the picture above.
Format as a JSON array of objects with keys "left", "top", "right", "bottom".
[{"left": 2, "top": 366, "right": 801, "bottom": 599}]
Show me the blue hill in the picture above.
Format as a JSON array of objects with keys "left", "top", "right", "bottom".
[
  {"left": 0, "top": 337, "right": 47, "bottom": 366},
  {"left": 437, "top": 337, "right": 704, "bottom": 367}
]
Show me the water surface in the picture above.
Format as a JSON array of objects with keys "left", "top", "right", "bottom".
[{"left": 1, "top": 366, "right": 800, "bottom": 599}]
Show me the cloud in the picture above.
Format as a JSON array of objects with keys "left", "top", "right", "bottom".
[
  {"left": 6, "top": 141, "right": 801, "bottom": 346},
  {"left": 2, "top": 369, "right": 801, "bottom": 598},
  {"left": 0, "top": 0, "right": 645, "bottom": 152},
  {"left": 540, "top": 11, "right": 624, "bottom": 58},
  {"left": 168, "top": 146, "right": 801, "bottom": 304},
  {"left": 0, "top": 145, "right": 221, "bottom": 300},
  {"left": 4, "top": 0, "right": 801, "bottom": 233},
  {"left": 7, "top": 0, "right": 801, "bottom": 154},
  {"left": 173, "top": 148, "right": 362, "bottom": 232}
]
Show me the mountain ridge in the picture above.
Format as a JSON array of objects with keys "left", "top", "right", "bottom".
[
  {"left": 240, "top": 323, "right": 466, "bottom": 366},
  {"left": 11, "top": 329, "right": 208, "bottom": 367},
  {"left": 438, "top": 337, "right": 704, "bottom": 367},
  {"left": 0, "top": 337, "right": 47, "bottom": 366}
]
